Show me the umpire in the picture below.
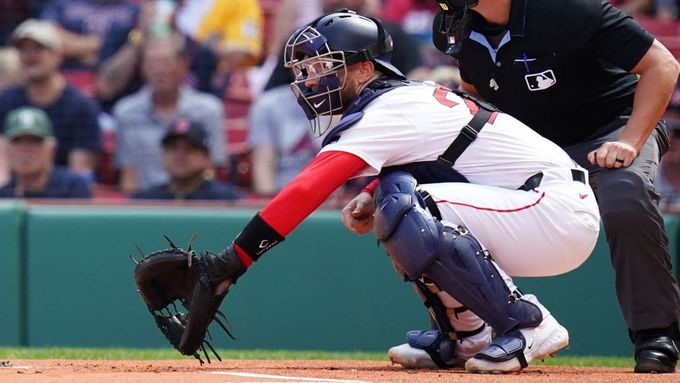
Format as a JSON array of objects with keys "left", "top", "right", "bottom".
[{"left": 431, "top": 0, "right": 680, "bottom": 373}]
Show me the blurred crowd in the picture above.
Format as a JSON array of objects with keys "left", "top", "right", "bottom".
[{"left": 0, "top": 0, "right": 679, "bottom": 208}]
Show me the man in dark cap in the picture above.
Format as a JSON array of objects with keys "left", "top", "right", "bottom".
[{"left": 132, "top": 117, "right": 240, "bottom": 201}]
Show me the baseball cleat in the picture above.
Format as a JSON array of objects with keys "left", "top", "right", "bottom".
[
  {"left": 388, "top": 327, "right": 493, "bottom": 369},
  {"left": 388, "top": 330, "right": 464, "bottom": 369},
  {"left": 464, "top": 314, "right": 569, "bottom": 374},
  {"left": 388, "top": 343, "right": 442, "bottom": 369}
]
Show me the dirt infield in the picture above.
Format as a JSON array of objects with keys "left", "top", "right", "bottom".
[{"left": 1, "top": 359, "right": 678, "bottom": 383}]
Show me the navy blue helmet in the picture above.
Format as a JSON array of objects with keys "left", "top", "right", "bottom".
[{"left": 284, "top": 9, "right": 405, "bottom": 137}]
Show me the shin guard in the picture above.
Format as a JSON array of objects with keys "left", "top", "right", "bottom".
[{"left": 374, "top": 172, "right": 542, "bottom": 335}]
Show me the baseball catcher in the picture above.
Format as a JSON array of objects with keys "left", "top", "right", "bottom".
[{"left": 133, "top": 9, "right": 600, "bottom": 373}]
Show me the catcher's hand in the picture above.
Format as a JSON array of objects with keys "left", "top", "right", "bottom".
[
  {"left": 133, "top": 236, "right": 245, "bottom": 363},
  {"left": 341, "top": 191, "right": 375, "bottom": 235}
]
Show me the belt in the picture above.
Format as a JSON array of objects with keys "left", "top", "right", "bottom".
[
  {"left": 420, "top": 169, "right": 587, "bottom": 217},
  {"left": 419, "top": 189, "right": 443, "bottom": 221},
  {"left": 518, "top": 169, "right": 587, "bottom": 191}
]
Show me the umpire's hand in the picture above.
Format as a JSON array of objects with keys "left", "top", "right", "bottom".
[
  {"left": 342, "top": 191, "right": 375, "bottom": 235},
  {"left": 587, "top": 140, "right": 638, "bottom": 169}
]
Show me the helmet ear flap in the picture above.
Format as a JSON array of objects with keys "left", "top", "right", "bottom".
[{"left": 432, "top": 11, "right": 451, "bottom": 53}]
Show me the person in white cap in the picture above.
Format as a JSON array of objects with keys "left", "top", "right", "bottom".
[{"left": 0, "top": 19, "right": 101, "bottom": 184}]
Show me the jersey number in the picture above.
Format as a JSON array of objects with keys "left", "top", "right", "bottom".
[{"left": 433, "top": 86, "right": 459, "bottom": 108}]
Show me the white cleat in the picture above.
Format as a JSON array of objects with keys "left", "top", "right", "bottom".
[
  {"left": 464, "top": 314, "right": 569, "bottom": 374},
  {"left": 388, "top": 327, "right": 493, "bottom": 369},
  {"left": 388, "top": 343, "right": 440, "bottom": 369}
]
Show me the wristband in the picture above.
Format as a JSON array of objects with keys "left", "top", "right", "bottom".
[
  {"left": 361, "top": 178, "right": 380, "bottom": 196},
  {"left": 233, "top": 213, "right": 285, "bottom": 261}
]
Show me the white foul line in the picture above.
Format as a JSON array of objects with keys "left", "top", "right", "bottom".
[{"left": 209, "top": 371, "right": 370, "bottom": 383}]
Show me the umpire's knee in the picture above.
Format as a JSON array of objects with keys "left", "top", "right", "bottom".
[{"left": 596, "top": 168, "right": 661, "bottom": 228}]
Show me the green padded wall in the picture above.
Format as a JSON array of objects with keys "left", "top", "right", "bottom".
[
  {"left": 0, "top": 201, "right": 24, "bottom": 346},
  {"left": 24, "top": 206, "right": 427, "bottom": 349},
  {"left": 18, "top": 204, "right": 680, "bottom": 356}
]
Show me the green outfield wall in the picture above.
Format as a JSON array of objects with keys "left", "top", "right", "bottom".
[
  {"left": 0, "top": 202, "right": 678, "bottom": 357},
  {"left": 0, "top": 201, "right": 24, "bottom": 346}
]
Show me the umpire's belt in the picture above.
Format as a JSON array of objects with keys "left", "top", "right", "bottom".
[{"left": 518, "top": 168, "right": 587, "bottom": 191}]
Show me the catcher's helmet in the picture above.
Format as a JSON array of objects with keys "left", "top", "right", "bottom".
[
  {"left": 432, "top": 0, "right": 479, "bottom": 55},
  {"left": 284, "top": 9, "right": 405, "bottom": 137}
]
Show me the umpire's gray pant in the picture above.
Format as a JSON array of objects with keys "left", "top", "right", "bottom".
[{"left": 564, "top": 121, "right": 680, "bottom": 333}]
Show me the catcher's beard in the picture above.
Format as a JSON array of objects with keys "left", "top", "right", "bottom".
[{"left": 340, "top": 77, "right": 361, "bottom": 108}]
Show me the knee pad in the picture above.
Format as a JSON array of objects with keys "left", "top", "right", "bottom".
[{"left": 373, "top": 172, "right": 440, "bottom": 280}]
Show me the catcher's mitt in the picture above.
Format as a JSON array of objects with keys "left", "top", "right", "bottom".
[{"left": 133, "top": 235, "right": 245, "bottom": 364}]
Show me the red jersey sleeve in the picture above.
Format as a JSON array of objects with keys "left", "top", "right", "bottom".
[{"left": 259, "top": 150, "right": 369, "bottom": 236}]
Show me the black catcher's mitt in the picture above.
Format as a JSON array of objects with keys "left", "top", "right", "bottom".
[{"left": 133, "top": 235, "right": 245, "bottom": 363}]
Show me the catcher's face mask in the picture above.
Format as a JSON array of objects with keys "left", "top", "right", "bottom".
[
  {"left": 284, "top": 26, "right": 348, "bottom": 137},
  {"left": 433, "top": 0, "right": 479, "bottom": 55}
]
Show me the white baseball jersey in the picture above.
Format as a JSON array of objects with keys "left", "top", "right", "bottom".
[{"left": 321, "top": 82, "right": 600, "bottom": 277}]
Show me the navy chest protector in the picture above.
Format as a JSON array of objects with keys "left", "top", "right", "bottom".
[{"left": 322, "top": 78, "right": 495, "bottom": 184}]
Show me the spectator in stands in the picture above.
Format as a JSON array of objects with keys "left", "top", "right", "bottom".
[
  {"left": 259, "top": 0, "right": 322, "bottom": 92},
  {"left": 381, "top": 0, "right": 452, "bottom": 69},
  {"left": 0, "top": 19, "right": 101, "bottom": 183},
  {"left": 0, "top": 107, "right": 91, "bottom": 199},
  {"left": 248, "top": 82, "right": 322, "bottom": 196},
  {"left": 95, "top": 1, "right": 218, "bottom": 112},
  {"left": 656, "top": 0, "right": 680, "bottom": 19},
  {"left": 175, "top": 0, "right": 263, "bottom": 74},
  {"left": 40, "top": 0, "right": 140, "bottom": 76},
  {"left": 382, "top": 0, "right": 439, "bottom": 43},
  {"left": 133, "top": 117, "right": 240, "bottom": 200},
  {"left": 113, "top": 34, "right": 225, "bottom": 193}
]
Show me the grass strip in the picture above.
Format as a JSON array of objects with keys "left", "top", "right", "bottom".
[{"left": 0, "top": 347, "right": 634, "bottom": 368}]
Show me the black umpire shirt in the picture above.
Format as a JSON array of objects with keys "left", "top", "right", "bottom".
[{"left": 452, "top": 0, "right": 655, "bottom": 146}]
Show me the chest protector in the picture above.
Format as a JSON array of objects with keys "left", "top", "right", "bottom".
[{"left": 322, "top": 77, "right": 496, "bottom": 184}]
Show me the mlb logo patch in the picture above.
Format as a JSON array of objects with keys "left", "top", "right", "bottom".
[{"left": 524, "top": 70, "right": 557, "bottom": 91}]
